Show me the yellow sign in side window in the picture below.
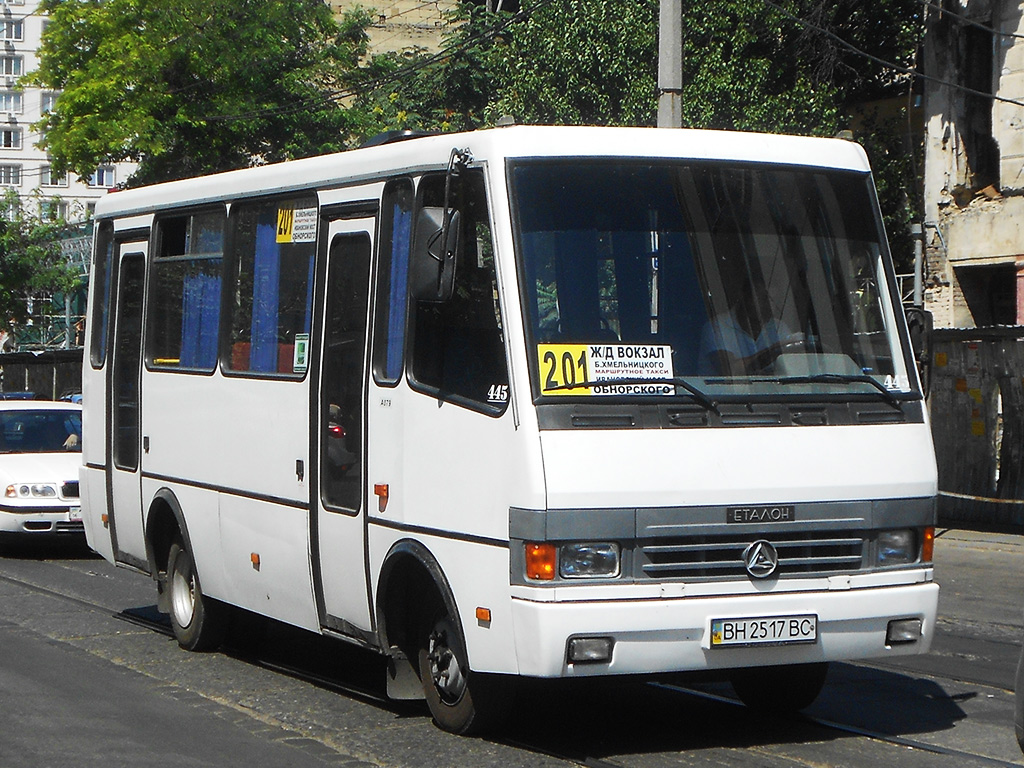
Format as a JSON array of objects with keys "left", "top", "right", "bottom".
[
  {"left": 276, "top": 207, "right": 318, "bottom": 244},
  {"left": 276, "top": 208, "right": 295, "bottom": 243}
]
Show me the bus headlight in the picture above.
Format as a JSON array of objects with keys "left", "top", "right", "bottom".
[
  {"left": 877, "top": 529, "right": 916, "bottom": 565},
  {"left": 560, "top": 542, "right": 620, "bottom": 579}
]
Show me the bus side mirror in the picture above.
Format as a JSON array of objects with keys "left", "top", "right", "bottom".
[
  {"left": 411, "top": 206, "right": 460, "bottom": 303},
  {"left": 904, "top": 305, "right": 933, "bottom": 397}
]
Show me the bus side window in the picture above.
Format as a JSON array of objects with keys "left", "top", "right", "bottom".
[
  {"left": 372, "top": 178, "right": 414, "bottom": 386},
  {"left": 147, "top": 209, "right": 225, "bottom": 371},
  {"left": 226, "top": 196, "right": 318, "bottom": 377},
  {"left": 89, "top": 221, "right": 115, "bottom": 368},
  {"left": 409, "top": 171, "right": 510, "bottom": 415}
]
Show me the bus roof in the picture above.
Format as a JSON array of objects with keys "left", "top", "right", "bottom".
[{"left": 93, "top": 125, "right": 872, "bottom": 219}]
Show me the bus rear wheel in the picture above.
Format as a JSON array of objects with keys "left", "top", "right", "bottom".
[
  {"left": 417, "top": 612, "right": 514, "bottom": 734},
  {"left": 166, "top": 534, "right": 227, "bottom": 652},
  {"left": 729, "top": 662, "right": 828, "bottom": 713}
]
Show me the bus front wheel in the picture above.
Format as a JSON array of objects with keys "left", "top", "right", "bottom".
[
  {"left": 166, "top": 534, "right": 227, "bottom": 652},
  {"left": 417, "top": 611, "right": 513, "bottom": 734},
  {"left": 729, "top": 662, "right": 828, "bottom": 713}
]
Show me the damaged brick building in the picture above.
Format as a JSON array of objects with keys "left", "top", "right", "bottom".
[{"left": 923, "top": 0, "right": 1024, "bottom": 327}]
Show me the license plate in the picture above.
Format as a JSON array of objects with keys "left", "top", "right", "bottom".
[
  {"left": 68, "top": 507, "right": 82, "bottom": 522},
  {"left": 710, "top": 614, "right": 817, "bottom": 648}
]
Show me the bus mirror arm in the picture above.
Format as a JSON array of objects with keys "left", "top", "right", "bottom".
[
  {"left": 411, "top": 206, "right": 460, "bottom": 302},
  {"left": 410, "top": 147, "right": 471, "bottom": 303},
  {"left": 904, "top": 305, "right": 933, "bottom": 397}
]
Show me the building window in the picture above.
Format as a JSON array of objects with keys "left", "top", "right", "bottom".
[
  {"left": 1, "top": 21, "right": 24, "bottom": 41},
  {"left": 40, "top": 198, "right": 67, "bottom": 221},
  {"left": 0, "top": 91, "right": 23, "bottom": 114},
  {"left": 41, "top": 92, "right": 58, "bottom": 114},
  {"left": 0, "top": 128, "right": 22, "bottom": 149},
  {"left": 89, "top": 166, "right": 115, "bottom": 188},
  {"left": 0, "top": 164, "right": 21, "bottom": 186},
  {"left": 40, "top": 165, "right": 67, "bottom": 187},
  {"left": 0, "top": 56, "right": 22, "bottom": 77}
]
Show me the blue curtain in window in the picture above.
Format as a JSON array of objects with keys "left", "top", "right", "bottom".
[
  {"left": 180, "top": 264, "right": 221, "bottom": 368},
  {"left": 251, "top": 214, "right": 280, "bottom": 373},
  {"left": 385, "top": 201, "right": 412, "bottom": 379}
]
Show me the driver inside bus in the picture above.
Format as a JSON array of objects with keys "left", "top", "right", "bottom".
[{"left": 698, "top": 276, "right": 797, "bottom": 375}]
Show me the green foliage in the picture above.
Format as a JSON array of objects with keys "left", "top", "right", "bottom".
[
  {"left": 0, "top": 190, "right": 81, "bottom": 330},
  {"left": 349, "top": 0, "right": 922, "bottom": 267},
  {"left": 854, "top": 109, "right": 922, "bottom": 274},
  {"left": 486, "top": 1, "right": 658, "bottom": 127},
  {"left": 27, "top": 0, "right": 370, "bottom": 185},
  {"left": 346, "top": 4, "right": 503, "bottom": 138},
  {"left": 26, "top": 0, "right": 923, "bottom": 266},
  {"left": 349, "top": 0, "right": 919, "bottom": 138}
]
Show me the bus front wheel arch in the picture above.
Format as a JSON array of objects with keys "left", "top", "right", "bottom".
[{"left": 377, "top": 544, "right": 516, "bottom": 734}]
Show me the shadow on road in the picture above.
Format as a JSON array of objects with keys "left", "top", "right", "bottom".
[
  {"left": 0, "top": 535, "right": 98, "bottom": 560},
  {"left": 118, "top": 603, "right": 971, "bottom": 760}
]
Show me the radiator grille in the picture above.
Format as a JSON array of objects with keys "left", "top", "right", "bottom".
[{"left": 639, "top": 530, "right": 865, "bottom": 580}]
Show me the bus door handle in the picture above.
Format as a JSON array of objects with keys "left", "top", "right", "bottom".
[{"left": 296, "top": 459, "right": 304, "bottom": 482}]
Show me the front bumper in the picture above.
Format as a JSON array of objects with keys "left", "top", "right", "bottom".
[
  {"left": 0, "top": 503, "right": 84, "bottom": 535},
  {"left": 510, "top": 581, "right": 939, "bottom": 677}
]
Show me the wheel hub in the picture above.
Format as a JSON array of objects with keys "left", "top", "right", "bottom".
[
  {"left": 170, "top": 567, "right": 195, "bottom": 630},
  {"left": 427, "top": 627, "right": 466, "bottom": 704}
]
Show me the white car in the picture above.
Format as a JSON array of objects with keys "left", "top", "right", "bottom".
[{"left": 0, "top": 400, "right": 83, "bottom": 537}]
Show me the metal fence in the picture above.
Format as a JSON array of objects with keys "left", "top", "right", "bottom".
[
  {"left": 0, "top": 348, "right": 83, "bottom": 401},
  {"left": 930, "top": 326, "right": 1024, "bottom": 528}
]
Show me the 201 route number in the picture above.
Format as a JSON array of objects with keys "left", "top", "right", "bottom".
[{"left": 540, "top": 346, "right": 590, "bottom": 395}]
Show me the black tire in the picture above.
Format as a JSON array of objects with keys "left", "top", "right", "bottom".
[
  {"left": 166, "top": 534, "right": 227, "bottom": 652},
  {"left": 730, "top": 662, "right": 828, "bottom": 713},
  {"left": 418, "top": 611, "right": 514, "bottom": 734}
]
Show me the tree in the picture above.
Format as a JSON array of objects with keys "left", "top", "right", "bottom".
[
  {"left": 27, "top": 0, "right": 372, "bottom": 185},
  {"left": 351, "top": 0, "right": 922, "bottom": 268},
  {"left": 0, "top": 190, "right": 81, "bottom": 336}
]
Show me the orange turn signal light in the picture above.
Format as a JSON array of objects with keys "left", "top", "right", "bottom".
[
  {"left": 525, "top": 542, "right": 556, "bottom": 580},
  {"left": 374, "top": 483, "right": 389, "bottom": 512},
  {"left": 921, "top": 527, "right": 935, "bottom": 563}
]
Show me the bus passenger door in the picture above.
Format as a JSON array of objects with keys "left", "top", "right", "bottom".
[
  {"left": 313, "top": 217, "right": 374, "bottom": 635},
  {"left": 108, "top": 246, "right": 149, "bottom": 569}
]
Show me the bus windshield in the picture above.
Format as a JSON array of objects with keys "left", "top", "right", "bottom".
[{"left": 511, "top": 159, "right": 914, "bottom": 402}]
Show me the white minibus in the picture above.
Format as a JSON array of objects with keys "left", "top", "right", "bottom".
[{"left": 80, "top": 125, "right": 939, "bottom": 734}]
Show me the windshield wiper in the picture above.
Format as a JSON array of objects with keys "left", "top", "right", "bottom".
[
  {"left": 757, "top": 373, "right": 904, "bottom": 408},
  {"left": 542, "top": 377, "right": 720, "bottom": 415}
]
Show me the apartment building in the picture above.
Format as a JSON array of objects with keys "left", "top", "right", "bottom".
[{"left": 0, "top": 0, "right": 132, "bottom": 223}]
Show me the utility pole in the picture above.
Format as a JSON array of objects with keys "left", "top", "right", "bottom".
[{"left": 657, "top": 0, "right": 683, "bottom": 128}]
